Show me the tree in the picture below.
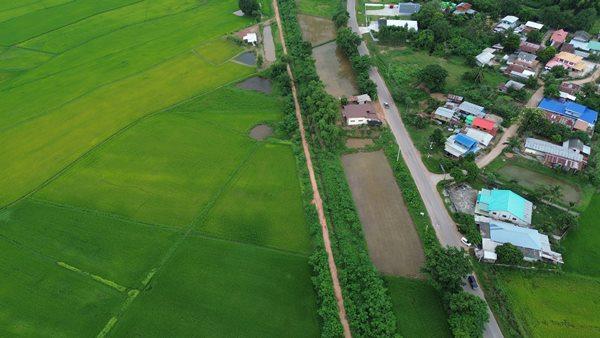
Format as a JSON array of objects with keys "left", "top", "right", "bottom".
[
  {"left": 332, "top": 8, "right": 349, "bottom": 28},
  {"left": 414, "top": 29, "right": 435, "bottom": 51},
  {"left": 336, "top": 28, "right": 361, "bottom": 56},
  {"left": 526, "top": 29, "right": 543, "bottom": 44},
  {"left": 238, "top": 0, "right": 260, "bottom": 17},
  {"left": 537, "top": 46, "right": 557, "bottom": 63},
  {"left": 503, "top": 32, "right": 521, "bottom": 53},
  {"left": 495, "top": 243, "right": 524, "bottom": 265},
  {"left": 418, "top": 64, "right": 448, "bottom": 91},
  {"left": 544, "top": 81, "right": 560, "bottom": 98},
  {"left": 447, "top": 292, "right": 490, "bottom": 338},
  {"left": 451, "top": 167, "right": 467, "bottom": 183},
  {"left": 429, "top": 128, "right": 445, "bottom": 149},
  {"left": 550, "top": 66, "right": 568, "bottom": 78},
  {"left": 422, "top": 247, "right": 471, "bottom": 293},
  {"left": 573, "top": 8, "right": 597, "bottom": 31},
  {"left": 463, "top": 68, "right": 485, "bottom": 83}
]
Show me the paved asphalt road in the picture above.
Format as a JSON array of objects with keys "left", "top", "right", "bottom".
[{"left": 346, "top": 2, "right": 503, "bottom": 337}]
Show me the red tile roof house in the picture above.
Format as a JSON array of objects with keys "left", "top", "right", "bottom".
[
  {"left": 550, "top": 29, "right": 568, "bottom": 48},
  {"left": 471, "top": 117, "right": 498, "bottom": 136},
  {"left": 519, "top": 41, "right": 542, "bottom": 54}
]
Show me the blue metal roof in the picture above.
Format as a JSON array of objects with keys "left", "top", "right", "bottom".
[
  {"left": 538, "top": 97, "right": 598, "bottom": 124},
  {"left": 455, "top": 133, "right": 477, "bottom": 149},
  {"left": 489, "top": 222, "right": 542, "bottom": 250}
]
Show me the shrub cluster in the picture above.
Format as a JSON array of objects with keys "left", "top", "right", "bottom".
[{"left": 336, "top": 27, "right": 377, "bottom": 99}]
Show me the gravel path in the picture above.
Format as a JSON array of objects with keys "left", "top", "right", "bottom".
[{"left": 262, "top": 24, "right": 276, "bottom": 63}]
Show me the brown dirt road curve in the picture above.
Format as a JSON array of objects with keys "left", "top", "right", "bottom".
[{"left": 271, "top": 1, "right": 352, "bottom": 337}]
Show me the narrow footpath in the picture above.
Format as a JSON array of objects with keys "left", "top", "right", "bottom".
[
  {"left": 346, "top": 1, "right": 503, "bottom": 337},
  {"left": 271, "top": 1, "right": 352, "bottom": 337}
]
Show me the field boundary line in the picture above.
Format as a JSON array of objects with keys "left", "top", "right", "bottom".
[
  {"left": 0, "top": 0, "right": 78, "bottom": 26},
  {"left": 8, "top": 45, "right": 58, "bottom": 55},
  {"left": 95, "top": 143, "right": 261, "bottom": 337},
  {"left": 9, "top": 0, "right": 145, "bottom": 47},
  {"left": 272, "top": 0, "right": 352, "bottom": 336},
  {"left": 27, "top": 197, "right": 182, "bottom": 233},
  {"left": 0, "top": 233, "right": 135, "bottom": 291},
  {"left": 57, "top": 261, "right": 130, "bottom": 293},
  {"left": 186, "top": 229, "right": 310, "bottom": 258},
  {"left": 0, "top": 74, "right": 257, "bottom": 210}
]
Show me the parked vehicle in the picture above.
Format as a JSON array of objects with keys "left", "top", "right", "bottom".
[
  {"left": 461, "top": 237, "right": 472, "bottom": 247},
  {"left": 383, "top": 102, "right": 390, "bottom": 108},
  {"left": 368, "top": 119, "right": 383, "bottom": 127},
  {"left": 468, "top": 275, "right": 478, "bottom": 289}
]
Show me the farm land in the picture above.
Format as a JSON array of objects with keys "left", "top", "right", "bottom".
[{"left": 0, "top": 0, "right": 320, "bottom": 336}]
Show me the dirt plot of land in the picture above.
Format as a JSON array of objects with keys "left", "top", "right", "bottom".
[
  {"left": 342, "top": 151, "right": 425, "bottom": 277},
  {"left": 345, "top": 138, "right": 373, "bottom": 149}
]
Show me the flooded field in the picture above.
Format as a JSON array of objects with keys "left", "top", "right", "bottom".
[
  {"left": 297, "top": 14, "right": 336, "bottom": 46},
  {"left": 312, "top": 41, "right": 358, "bottom": 98},
  {"left": 249, "top": 124, "right": 273, "bottom": 140},
  {"left": 236, "top": 77, "right": 272, "bottom": 94},
  {"left": 498, "top": 164, "right": 582, "bottom": 205},
  {"left": 234, "top": 51, "right": 256, "bottom": 66}
]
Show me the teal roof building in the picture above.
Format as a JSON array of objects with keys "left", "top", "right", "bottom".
[{"left": 476, "top": 189, "right": 533, "bottom": 226}]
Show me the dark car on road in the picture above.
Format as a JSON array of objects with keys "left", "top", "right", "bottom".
[{"left": 468, "top": 275, "right": 478, "bottom": 289}]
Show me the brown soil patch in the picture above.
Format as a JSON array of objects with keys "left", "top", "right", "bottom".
[
  {"left": 342, "top": 151, "right": 426, "bottom": 278},
  {"left": 297, "top": 14, "right": 336, "bottom": 46},
  {"left": 249, "top": 124, "right": 273, "bottom": 140},
  {"left": 430, "top": 93, "right": 446, "bottom": 101},
  {"left": 345, "top": 138, "right": 373, "bottom": 149}
]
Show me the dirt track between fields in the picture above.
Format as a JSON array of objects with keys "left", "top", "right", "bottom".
[{"left": 342, "top": 151, "right": 425, "bottom": 278}]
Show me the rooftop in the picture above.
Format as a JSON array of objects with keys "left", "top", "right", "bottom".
[
  {"left": 434, "top": 107, "right": 455, "bottom": 119},
  {"left": 464, "top": 128, "right": 493, "bottom": 147},
  {"left": 342, "top": 103, "right": 377, "bottom": 119},
  {"left": 458, "top": 101, "right": 485, "bottom": 116},
  {"left": 525, "top": 137, "right": 584, "bottom": 162},
  {"left": 551, "top": 29, "right": 568, "bottom": 43},
  {"left": 538, "top": 98, "right": 598, "bottom": 125},
  {"left": 397, "top": 2, "right": 421, "bottom": 15},
  {"left": 472, "top": 117, "right": 496, "bottom": 131},
  {"left": 489, "top": 221, "right": 543, "bottom": 250},
  {"left": 501, "top": 15, "right": 519, "bottom": 24},
  {"left": 477, "top": 189, "right": 531, "bottom": 223},
  {"left": 525, "top": 21, "right": 543, "bottom": 30}
]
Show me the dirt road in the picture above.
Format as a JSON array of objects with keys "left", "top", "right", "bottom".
[
  {"left": 271, "top": 1, "right": 352, "bottom": 337},
  {"left": 342, "top": 151, "right": 425, "bottom": 277}
]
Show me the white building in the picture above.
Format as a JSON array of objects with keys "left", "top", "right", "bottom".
[
  {"left": 464, "top": 127, "right": 493, "bottom": 147},
  {"left": 243, "top": 33, "right": 257, "bottom": 45}
]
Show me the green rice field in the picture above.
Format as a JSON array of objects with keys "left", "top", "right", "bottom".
[{"left": 0, "top": 1, "right": 320, "bottom": 336}]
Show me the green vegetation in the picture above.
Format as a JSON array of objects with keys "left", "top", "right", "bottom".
[
  {"left": 493, "top": 269, "right": 600, "bottom": 337},
  {"left": 563, "top": 194, "right": 600, "bottom": 277},
  {"left": 386, "top": 277, "right": 452, "bottom": 338},
  {"left": 0, "top": 0, "right": 255, "bottom": 206},
  {"left": 112, "top": 235, "right": 320, "bottom": 337},
  {"left": 0, "top": 0, "right": 329, "bottom": 335},
  {"left": 297, "top": 0, "right": 338, "bottom": 18}
]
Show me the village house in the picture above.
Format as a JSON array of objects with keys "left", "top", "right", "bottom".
[
  {"left": 494, "top": 15, "right": 519, "bottom": 33},
  {"left": 550, "top": 29, "right": 568, "bottom": 48},
  {"left": 242, "top": 32, "right": 257, "bottom": 46},
  {"left": 504, "top": 64, "right": 535, "bottom": 80},
  {"left": 453, "top": 2, "right": 476, "bottom": 15},
  {"left": 537, "top": 97, "right": 598, "bottom": 133},
  {"left": 457, "top": 101, "right": 485, "bottom": 118},
  {"left": 445, "top": 133, "right": 479, "bottom": 157},
  {"left": 545, "top": 51, "right": 585, "bottom": 72},
  {"left": 523, "top": 21, "right": 543, "bottom": 32},
  {"left": 348, "top": 94, "right": 372, "bottom": 104},
  {"left": 476, "top": 48, "right": 495, "bottom": 66},
  {"left": 524, "top": 137, "right": 589, "bottom": 171},
  {"left": 475, "top": 189, "right": 533, "bottom": 227},
  {"left": 476, "top": 216, "right": 563, "bottom": 264},
  {"left": 519, "top": 41, "right": 542, "bottom": 54},
  {"left": 558, "top": 82, "right": 581, "bottom": 101},
  {"left": 470, "top": 117, "right": 497, "bottom": 135},
  {"left": 342, "top": 102, "right": 379, "bottom": 126},
  {"left": 507, "top": 52, "right": 538, "bottom": 69},
  {"left": 433, "top": 106, "right": 456, "bottom": 123},
  {"left": 499, "top": 79, "right": 525, "bottom": 93},
  {"left": 372, "top": 19, "right": 418, "bottom": 32},
  {"left": 589, "top": 41, "right": 600, "bottom": 55},
  {"left": 464, "top": 127, "right": 493, "bottom": 147},
  {"left": 397, "top": 2, "right": 421, "bottom": 16}
]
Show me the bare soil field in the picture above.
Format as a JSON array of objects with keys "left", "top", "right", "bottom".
[
  {"left": 342, "top": 151, "right": 425, "bottom": 277},
  {"left": 345, "top": 138, "right": 373, "bottom": 149}
]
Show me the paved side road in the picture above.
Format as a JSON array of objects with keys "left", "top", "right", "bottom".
[{"left": 347, "top": 1, "right": 503, "bottom": 337}]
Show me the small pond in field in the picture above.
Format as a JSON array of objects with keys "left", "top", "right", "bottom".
[
  {"left": 236, "top": 77, "right": 272, "bottom": 94},
  {"left": 297, "top": 14, "right": 336, "bottom": 46},
  {"left": 249, "top": 124, "right": 273, "bottom": 140},
  {"left": 235, "top": 51, "right": 256, "bottom": 66}
]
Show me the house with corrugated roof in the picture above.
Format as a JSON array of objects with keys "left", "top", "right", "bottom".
[
  {"left": 476, "top": 216, "right": 563, "bottom": 264},
  {"left": 537, "top": 97, "right": 598, "bottom": 133},
  {"left": 545, "top": 51, "right": 585, "bottom": 72},
  {"left": 444, "top": 133, "right": 479, "bottom": 157},
  {"left": 471, "top": 117, "right": 497, "bottom": 135},
  {"left": 524, "top": 137, "right": 588, "bottom": 171},
  {"left": 457, "top": 101, "right": 485, "bottom": 117},
  {"left": 475, "top": 189, "right": 533, "bottom": 227},
  {"left": 550, "top": 29, "right": 568, "bottom": 47},
  {"left": 397, "top": 2, "right": 421, "bottom": 16}
]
